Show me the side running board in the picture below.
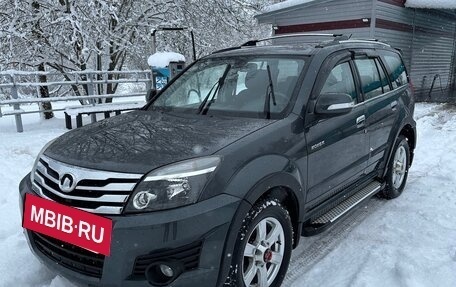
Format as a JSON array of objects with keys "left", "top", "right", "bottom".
[{"left": 303, "top": 181, "right": 382, "bottom": 236}]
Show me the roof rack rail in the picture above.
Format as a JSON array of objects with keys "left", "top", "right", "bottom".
[
  {"left": 339, "top": 39, "right": 391, "bottom": 47},
  {"left": 241, "top": 33, "right": 345, "bottom": 47},
  {"left": 212, "top": 33, "right": 347, "bottom": 55},
  {"left": 211, "top": 46, "right": 242, "bottom": 55}
]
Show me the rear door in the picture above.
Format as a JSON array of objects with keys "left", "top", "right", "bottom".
[
  {"left": 353, "top": 51, "right": 403, "bottom": 175},
  {"left": 305, "top": 52, "right": 369, "bottom": 205}
]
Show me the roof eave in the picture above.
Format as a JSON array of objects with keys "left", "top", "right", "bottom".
[{"left": 255, "top": 0, "right": 333, "bottom": 22}]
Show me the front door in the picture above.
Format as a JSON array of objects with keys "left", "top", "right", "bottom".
[{"left": 305, "top": 56, "right": 369, "bottom": 205}]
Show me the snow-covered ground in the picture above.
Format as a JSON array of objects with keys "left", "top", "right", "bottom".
[{"left": 0, "top": 103, "right": 455, "bottom": 287}]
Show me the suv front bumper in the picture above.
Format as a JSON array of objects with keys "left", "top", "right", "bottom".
[{"left": 19, "top": 174, "right": 242, "bottom": 287}]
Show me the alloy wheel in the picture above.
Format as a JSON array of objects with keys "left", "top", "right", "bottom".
[
  {"left": 241, "top": 217, "right": 285, "bottom": 287},
  {"left": 392, "top": 145, "right": 407, "bottom": 189}
]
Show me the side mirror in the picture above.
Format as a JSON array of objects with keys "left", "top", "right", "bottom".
[
  {"left": 146, "top": 89, "right": 157, "bottom": 102},
  {"left": 315, "top": 93, "right": 354, "bottom": 115}
]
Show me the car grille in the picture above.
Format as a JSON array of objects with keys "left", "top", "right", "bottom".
[
  {"left": 132, "top": 241, "right": 203, "bottom": 277},
  {"left": 31, "top": 155, "right": 142, "bottom": 215},
  {"left": 32, "top": 232, "right": 105, "bottom": 278}
]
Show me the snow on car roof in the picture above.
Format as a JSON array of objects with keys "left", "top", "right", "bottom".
[
  {"left": 405, "top": 0, "right": 456, "bottom": 9},
  {"left": 147, "top": 52, "right": 186, "bottom": 68}
]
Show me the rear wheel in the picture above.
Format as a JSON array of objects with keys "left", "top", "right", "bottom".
[
  {"left": 226, "top": 199, "right": 293, "bottom": 287},
  {"left": 380, "top": 135, "right": 410, "bottom": 199}
]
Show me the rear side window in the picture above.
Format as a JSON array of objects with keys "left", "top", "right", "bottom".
[
  {"left": 375, "top": 58, "right": 391, "bottom": 93},
  {"left": 321, "top": 62, "right": 357, "bottom": 103},
  {"left": 383, "top": 54, "right": 408, "bottom": 88},
  {"left": 354, "top": 59, "right": 383, "bottom": 100}
]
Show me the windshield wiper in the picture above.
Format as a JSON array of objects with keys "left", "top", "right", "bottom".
[
  {"left": 197, "top": 64, "right": 231, "bottom": 115},
  {"left": 264, "top": 65, "right": 277, "bottom": 119}
]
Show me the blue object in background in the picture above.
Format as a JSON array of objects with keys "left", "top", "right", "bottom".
[
  {"left": 152, "top": 67, "right": 171, "bottom": 90},
  {"left": 151, "top": 63, "right": 185, "bottom": 90},
  {"left": 155, "top": 77, "right": 168, "bottom": 90}
]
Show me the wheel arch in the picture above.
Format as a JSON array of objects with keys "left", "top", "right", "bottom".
[
  {"left": 253, "top": 185, "right": 302, "bottom": 250},
  {"left": 230, "top": 170, "right": 305, "bottom": 250},
  {"left": 223, "top": 154, "right": 306, "bottom": 222},
  {"left": 217, "top": 156, "right": 306, "bottom": 286},
  {"left": 399, "top": 124, "right": 416, "bottom": 164},
  {"left": 382, "top": 121, "right": 416, "bottom": 178}
]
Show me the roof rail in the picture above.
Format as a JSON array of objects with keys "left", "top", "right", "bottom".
[
  {"left": 339, "top": 39, "right": 391, "bottom": 47},
  {"left": 211, "top": 46, "right": 242, "bottom": 55},
  {"left": 211, "top": 33, "right": 347, "bottom": 55},
  {"left": 211, "top": 35, "right": 392, "bottom": 56},
  {"left": 241, "top": 33, "right": 345, "bottom": 47}
]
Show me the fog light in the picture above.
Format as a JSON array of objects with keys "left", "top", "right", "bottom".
[
  {"left": 145, "top": 261, "right": 183, "bottom": 286},
  {"left": 132, "top": 191, "right": 157, "bottom": 210},
  {"left": 159, "top": 264, "right": 174, "bottom": 277}
]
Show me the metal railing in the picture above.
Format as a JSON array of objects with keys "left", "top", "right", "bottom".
[{"left": 0, "top": 70, "right": 153, "bottom": 132}]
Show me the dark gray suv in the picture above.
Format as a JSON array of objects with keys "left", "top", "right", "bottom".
[{"left": 19, "top": 35, "right": 416, "bottom": 287}]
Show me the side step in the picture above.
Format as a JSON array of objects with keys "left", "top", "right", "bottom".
[{"left": 303, "top": 181, "right": 382, "bottom": 236}]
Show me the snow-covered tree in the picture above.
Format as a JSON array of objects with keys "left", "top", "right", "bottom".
[
  {"left": 0, "top": 0, "right": 279, "bottom": 110},
  {"left": 151, "top": 0, "right": 277, "bottom": 62}
]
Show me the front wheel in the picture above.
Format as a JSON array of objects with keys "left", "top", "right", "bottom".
[
  {"left": 226, "top": 199, "right": 293, "bottom": 287},
  {"left": 380, "top": 135, "right": 410, "bottom": 199}
]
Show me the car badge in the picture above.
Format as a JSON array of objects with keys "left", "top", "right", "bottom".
[{"left": 59, "top": 173, "right": 77, "bottom": 193}]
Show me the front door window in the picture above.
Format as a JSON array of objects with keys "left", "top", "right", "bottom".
[{"left": 321, "top": 62, "right": 357, "bottom": 103}]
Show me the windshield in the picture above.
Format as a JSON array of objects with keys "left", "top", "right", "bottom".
[{"left": 150, "top": 56, "right": 306, "bottom": 118}]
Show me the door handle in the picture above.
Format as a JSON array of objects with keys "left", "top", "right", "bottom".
[
  {"left": 356, "top": 115, "right": 366, "bottom": 128},
  {"left": 390, "top": 100, "right": 398, "bottom": 109}
]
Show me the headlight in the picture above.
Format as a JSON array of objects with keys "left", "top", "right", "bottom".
[{"left": 125, "top": 156, "right": 221, "bottom": 213}]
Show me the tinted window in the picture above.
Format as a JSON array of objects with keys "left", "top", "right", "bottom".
[
  {"left": 383, "top": 54, "right": 408, "bottom": 88},
  {"left": 375, "top": 58, "right": 391, "bottom": 93},
  {"left": 321, "top": 62, "right": 357, "bottom": 103},
  {"left": 354, "top": 58, "right": 383, "bottom": 100}
]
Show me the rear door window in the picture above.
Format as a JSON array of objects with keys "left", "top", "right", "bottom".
[
  {"left": 383, "top": 53, "right": 408, "bottom": 88},
  {"left": 354, "top": 58, "right": 383, "bottom": 100},
  {"left": 375, "top": 58, "right": 391, "bottom": 93}
]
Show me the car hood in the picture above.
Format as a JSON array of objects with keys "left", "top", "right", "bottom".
[{"left": 44, "top": 110, "right": 272, "bottom": 174}]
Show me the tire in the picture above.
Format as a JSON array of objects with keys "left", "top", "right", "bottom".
[
  {"left": 380, "top": 135, "right": 410, "bottom": 199},
  {"left": 225, "top": 199, "right": 293, "bottom": 287}
]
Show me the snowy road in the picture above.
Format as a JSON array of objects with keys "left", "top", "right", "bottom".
[{"left": 0, "top": 103, "right": 455, "bottom": 287}]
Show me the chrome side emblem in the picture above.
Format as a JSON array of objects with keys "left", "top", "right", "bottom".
[
  {"left": 59, "top": 173, "right": 77, "bottom": 193},
  {"left": 311, "top": 140, "right": 326, "bottom": 151}
]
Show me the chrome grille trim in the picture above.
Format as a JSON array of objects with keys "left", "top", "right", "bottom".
[
  {"left": 33, "top": 183, "right": 123, "bottom": 215},
  {"left": 32, "top": 182, "right": 45, "bottom": 196},
  {"left": 78, "top": 206, "right": 124, "bottom": 214},
  {"left": 36, "top": 162, "right": 59, "bottom": 184},
  {"left": 34, "top": 173, "right": 130, "bottom": 203},
  {"left": 76, "top": 183, "right": 138, "bottom": 191},
  {"left": 37, "top": 160, "right": 137, "bottom": 191},
  {"left": 32, "top": 155, "right": 143, "bottom": 215},
  {"left": 40, "top": 155, "right": 142, "bottom": 181}
]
